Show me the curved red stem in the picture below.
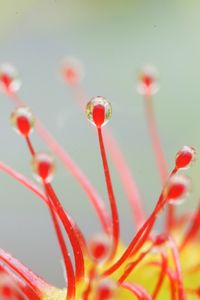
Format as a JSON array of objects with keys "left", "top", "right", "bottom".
[
  {"left": 144, "top": 95, "right": 180, "bottom": 233},
  {"left": 0, "top": 161, "right": 88, "bottom": 265},
  {"left": 165, "top": 167, "right": 178, "bottom": 233},
  {"left": 118, "top": 245, "right": 153, "bottom": 284},
  {"left": 122, "top": 282, "right": 152, "bottom": 300},
  {"left": 169, "top": 237, "right": 186, "bottom": 300},
  {"left": 103, "top": 180, "right": 171, "bottom": 276},
  {"left": 25, "top": 136, "right": 36, "bottom": 156},
  {"left": 97, "top": 126, "right": 120, "bottom": 259},
  {"left": 0, "top": 262, "right": 41, "bottom": 300},
  {"left": 25, "top": 122, "right": 85, "bottom": 284},
  {"left": 144, "top": 95, "right": 168, "bottom": 185},
  {"left": 103, "top": 214, "right": 155, "bottom": 276},
  {"left": 152, "top": 252, "right": 168, "bottom": 299},
  {"left": 22, "top": 131, "right": 85, "bottom": 284},
  {"left": 147, "top": 262, "right": 176, "bottom": 300},
  {"left": 81, "top": 267, "right": 96, "bottom": 300},
  {"left": 44, "top": 185, "right": 75, "bottom": 300},
  {"left": 0, "top": 248, "right": 50, "bottom": 297},
  {"left": 69, "top": 82, "right": 145, "bottom": 229},
  {"left": 9, "top": 91, "right": 111, "bottom": 234},
  {"left": 45, "top": 183, "right": 85, "bottom": 282}
]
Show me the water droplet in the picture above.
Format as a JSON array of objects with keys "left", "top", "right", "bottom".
[
  {"left": 165, "top": 175, "right": 191, "bottom": 205},
  {"left": 88, "top": 234, "right": 111, "bottom": 263},
  {"left": 154, "top": 234, "right": 167, "bottom": 246},
  {"left": 95, "top": 278, "right": 117, "bottom": 300},
  {"left": 86, "top": 96, "right": 112, "bottom": 127},
  {"left": 10, "top": 107, "right": 35, "bottom": 136},
  {"left": 0, "top": 64, "right": 21, "bottom": 94},
  {"left": 31, "top": 153, "right": 55, "bottom": 183},
  {"left": 61, "top": 56, "right": 84, "bottom": 85},
  {"left": 175, "top": 146, "right": 196, "bottom": 170},
  {"left": 151, "top": 234, "right": 168, "bottom": 253},
  {"left": 137, "top": 64, "right": 159, "bottom": 96}
]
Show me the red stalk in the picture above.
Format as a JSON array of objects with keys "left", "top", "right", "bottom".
[
  {"left": 144, "top": 95, "right": 168, "bottom": 185},
  {"left": 0, "top": 161, "right": 48, "bottom": 204},
  {"left": 4, "top": 127, "right": 76, "bottom": 299},
  {"left": 23, "top": 133, "right": 85, "bottom": 283},
  {"left": 144, "top": 94, "right": 178, "bottom": 232},
  {"left": 103, "top": 215, "right": 155, "bottom": 276},
  {"left": 103, "top": 182, "right": 171, "bottom": 276},
  {"left": 45, "top": 183, "right": 85, "bottom": 282},
  {"left": 130, "top": 171, "right": 177, "bottom": 258},
  {"left": 104, "top": 131, "right": 145, "bottom": 228},
  {"left": 130, "top": 167, "right": 180, "bottom": 256},
  {"left": 0, "top": 161, "right": 88, "bottom": 260},
  {"left": 82, "top": 267, "right": 96, "bottom": 300},
  {"left": 152, "top": 252, "right": 168, "bottom": 299},
  {"left": 132, "top": 200, "right": 171, "bottom": 256},
  {"left": 104, "top": 129, "right": 145, "bottom": 229},
  {"left": 8, "top": 91, "right": 111, "bottom": 234},
  {"left": 169, "top": 237, "right": 186, "bottom": 300},
  {"left": 69, "top": 83, "right": 145, "bottom": 229},
  {"left": 122, "top": 282, "right": 153, "bottom": 300},
  {"left": 148, "top": 262, "right": 176, "bottom": 300},
  {"left": 44, "top": 186, "right": 76, "bottom": 300},
  {"left": 25, "top": 136, "right": 36, "bottom": 156},
  {"left": 121, "top": 283, "right": 143, "bottom": 299},
  {"left": 0, "top": 248, "right": 50, "bottom": 297},
  {"left": 165, "top": 167, "right": 178, "bottom": 233},
  {"left": 129, "top": 219, "right": 156, "bottom": 256},
  {"left": 97, "top": 126, "right": 120, "bottom": 259},
  {"left": 0, "top": 262, "right": 41, "bottom": 300},
  {"left": 118, "top": 245, "right": 153, "bottom": 284}
]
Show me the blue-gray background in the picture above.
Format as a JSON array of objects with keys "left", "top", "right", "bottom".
[{"left": 0, "top": 0, "right": 199, "bottom": 287}]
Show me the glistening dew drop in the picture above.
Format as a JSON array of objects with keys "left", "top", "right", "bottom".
[{"left": 0, "top": 60, "right": 199, "bottom": 300}]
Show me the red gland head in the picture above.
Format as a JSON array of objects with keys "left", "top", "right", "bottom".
[
  {"left": 10, "top": 107, "right": 35, "bottom": 137},
  {"left": 89, "top": 234, "right": 111, "bottom": 263},
  {"left": 0, "top": 270, "right": 17, "bottom": 299},
  {"left": 153, "top": 234, "right": 168, "bottom": 247},
  {"left": 61, "top": 56, "right": 84, "bottom": 85},
  {"left": 86, "top": 96, "right": 112, "bottom": 128},
  {"left": 175, "top": 146, "right": 196, "bottom": 170},
  {"left": 32, "top": 153, "right": 55, "bottom": 183},
  {"left": 96, "top": 279, "right": 117, "bottom": 300},
  {"left": 1, "top": 284, "right": 13, "bottom": 298},
  {"left": 137, "top": 64, "right": 159, "bottom": 96},
  {"left": 165, "top": 175, "right": 191, "bottom": 205},
  {"left": 0, "top": 64, "right": 21, "bottom": 94}
]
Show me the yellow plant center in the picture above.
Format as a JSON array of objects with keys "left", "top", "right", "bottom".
[{"left": 42, "top": 236, "right": 200, "bottom": 300}]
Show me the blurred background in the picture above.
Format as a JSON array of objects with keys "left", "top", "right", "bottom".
[{"left": 0, "top": 0, "right": 200, "bottom": 287}]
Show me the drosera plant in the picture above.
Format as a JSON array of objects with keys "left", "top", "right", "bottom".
[{"left": 0, "top": 60, "right": 199, "bottom": 300}]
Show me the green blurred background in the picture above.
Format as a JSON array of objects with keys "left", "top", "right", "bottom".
[{"left": 0, "top": 0, "right": 200, "bottom": 287}]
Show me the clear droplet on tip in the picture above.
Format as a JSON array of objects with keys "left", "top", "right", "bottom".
[
  {"left": 86, "top": 96, "right": 112, "bottom": 127},
  {"left": 0, "top": 64, "right": 21, "bottom": 94},
  {"left": 137, "top": 64, "right": 159, "bottom": 96},
  {"left": 95, "top": 278, "right": 117, "bottom": 300},
  {"left": 88, "top": 233, "right": 112, "bottom": 263},
  {"left": 175, "top": 146, "right": 196, "bottom": 170},
  {"left": 31, "top": 153, "right": 55, "bottom": 183},
  {"left": 151, "top": 234, "right": 169, "bottom": 253},
  {"left": 165, "top": 174, "right": 191, "bottom": 205},
  {"left": 61, "top": 56, "right": 84, "bottom": 85},
  {"left": 10, "top": 106, "right": 35, "bottom": 136}
]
